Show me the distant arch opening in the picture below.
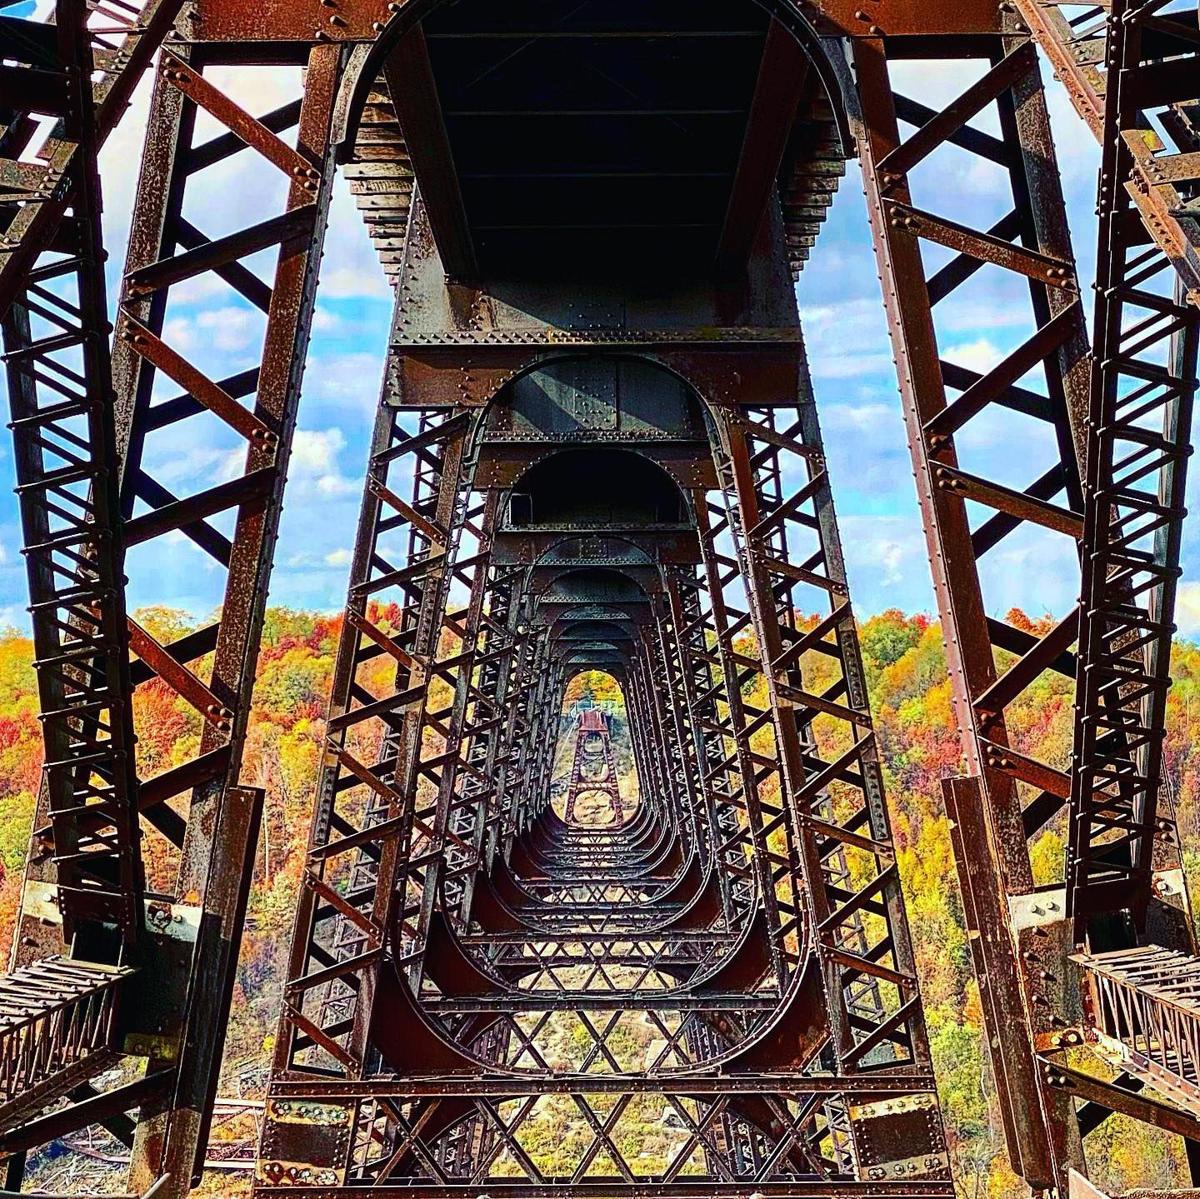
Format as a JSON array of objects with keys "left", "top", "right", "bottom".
[
  {"left": 507, "top": 448, "right": 688, "bottom": 528},
  {"left": 552, "top": 670, "right": 640, "bottom": 826}
]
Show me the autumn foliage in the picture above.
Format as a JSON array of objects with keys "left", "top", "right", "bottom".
[{"left": 2, "top": 605, "right": 1199, "bottom": 1191}]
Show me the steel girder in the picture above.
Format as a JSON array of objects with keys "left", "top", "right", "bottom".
[
  {"left": 1067, "top": 0, "right": 1200, "bottom": 942},
  {"left": 851, "top": 8, "right": 1200, "bottom": 1184},
  {"left": 0, "top": 7, "right": 346, "bottom": 1195},
  {"left": 255, "top": 140, "right": 948, "bottom": 1181},
  {"left": 1, "top": 0, "right": 150, "bottom": 962},
  {"left": 0, "top": 0, "right": 1197, "bottom": 1195},
  {"left": 1013, "top": 0, "right": 1200, "bottom": 949}
]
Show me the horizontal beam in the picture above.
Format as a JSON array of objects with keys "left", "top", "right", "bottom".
[
  {"left": 255, "top": 1184, "right": 955, "bottom": 1197},
  {"left": 267, "top": 1072, "right": 939, "bottom": 1097}
]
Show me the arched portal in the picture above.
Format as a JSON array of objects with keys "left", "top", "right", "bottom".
[
  {"left": 552, "top": 670, "right": 640, "bottom": 828},
  {"left": 262, "top": 47, "right": 953, "bottom": 1164}
]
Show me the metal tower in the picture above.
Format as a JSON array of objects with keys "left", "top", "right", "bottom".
[{"left": 0, "top": 0, "right": 1195, "bottom": 1196}]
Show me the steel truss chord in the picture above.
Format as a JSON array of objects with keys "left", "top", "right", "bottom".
[
  {"left": 0, "top": 0, "right": 202, "bottom": 1185},
  {"left": 711, "top": 395, "right": 938, "bottom": 1149},
  {"left": 852, "top": 20, "right": 1196, "bottom": 1186},
  {"left": 0, "top": 0, "right": 184, "bottom": 312},
  {"left": 665, "top": 567, "right": 757, "bottom": 919},
  {"left": 1, "top": 0, "right": 149, "bottom": 959},
  {"left": 276, "top": 386, "right": 481, "bottom": 1085},
  {"left": 1068, "top": 0, "right": 1200, "bottom": 942},
  {"left": 426, "top": 492, "right": 519, "bottom": 927},
  {"left": 1017, "top": 0, "right": 1200, "bottom": 301},
  {"left": 104, "top": 35, "right": 344, "bottom": 1198},
  {"left": 649, "top": 597, "right": 713, "bottom": 867},
  {"left": 622, "top": 621, "right": 693, "bottom": 849},
  {"left": 563, "top": 707, "right": 623, "bottom": 825},
  {"left": 686, "top": 495, "right": 801, "bottom": 988}
]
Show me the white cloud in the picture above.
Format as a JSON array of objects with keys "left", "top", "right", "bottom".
[
  {"left": 890, "top": 60, "right": 992, "bottom": 120},
  {"left": 822, "top": 402, "right": 894, "bottom": 433},
  {"left": 316, "top": 474, "right": 356, "bottom": 497},
  {"left": 313, "top": 307, "right": 348, "bottom": 334},
  {"left": 291, "top": 428, "right": 358, "bottom": 496},
  {"left": 0, "top": 604, "right": 27, "bottom": 632},
  {"left": 315, "top": 180, "right": 395, "bottom": 300},
  {"left": 942, "top": 337, "right": 1005, "bottom": 376},
  {"left": 814, "top": 355, "right": 896, "bottom": 380},
  {"left": 162, "top": 306, "right": 260, "bottom": 356},
  {"left": 171, "top": 274, "right": 234, "bottom": 305},
  {"left": 292, "top": 427, "right": 345, "bottom": 474},
  {"left": 838, "top": 514, "right": 933, "bottom": 607},
  {"left": 302, "top": 351, "right": 389, "bottom": 411},
  {"left": 1177, "top": 582, "right": 1200, "bottom": 637},
  {"left": 320, "top": 265, "right": 393, "bottom": 300},
  {"left": 799, "top": 298, "right": 895, "bottom": 381},
  {"left": 934, "top": 297, "right": 1035, "bottom": 334},
  {"left": 324, "top": 548, "right": 353, "bottom": 567},
  {"left": 144, "top": 442, "right": 242, "bottom": 490},
  {"left": 202, "top": 66, "right": 304, "bottom": 115},
  {"left": 880, "top": 540, "right": 905, "bottom": 585}
]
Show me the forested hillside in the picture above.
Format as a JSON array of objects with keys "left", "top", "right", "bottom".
[{"left": 2, "top": 607, "right": 1199, "bottom": 1192}]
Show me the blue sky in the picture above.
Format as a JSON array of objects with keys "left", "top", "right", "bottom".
[{"left": 4, "top": 41, "right": 1198, "bottom": 635}]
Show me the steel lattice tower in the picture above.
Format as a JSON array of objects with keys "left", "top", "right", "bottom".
[{"left": 0, "top": 0, "right": 1196, "bottom": 1196}]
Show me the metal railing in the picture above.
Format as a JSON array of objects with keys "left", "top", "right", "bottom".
[
  {"left": 1078, "top": 944, "right": 1200, "bottom": 1108},
  {"left": 0, "top": 957, "right": 132, "bottom": 1117}
]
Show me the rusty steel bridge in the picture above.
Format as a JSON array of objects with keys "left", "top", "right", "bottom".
[{"left": 0, "top": 0, "right": 1198, "bottom": 1194}]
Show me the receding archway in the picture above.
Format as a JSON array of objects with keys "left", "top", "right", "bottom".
[{"left": 551, "top": 671, "right": 640, "bottom": 827}]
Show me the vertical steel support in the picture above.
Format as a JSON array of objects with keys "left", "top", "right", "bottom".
[
  {"left": 712, "top": 392, "right": 938, "bottom": 1162},
  {"left": 2, "top": 0, "right": 144, "bottom": 957},
  {"left": 1067, "top": 0, "right": 1200, "bottom": 943},
  {"left": 852, "top": 29, "right": 1093, "bottom": 1185},
  {"left": 106, "top": 41, "right": 346, "bottom": 1196}
]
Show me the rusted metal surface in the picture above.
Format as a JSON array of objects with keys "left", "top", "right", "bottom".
[
  {"left": 190, "top": 0, "right": 1003, "bottom": 43},
  {"left": 562, "top": 707, "right": 624, "bottom": 825},
  {"left": 257, "top": 160, "right": 947, "bottom": 1184},
  {"left": 0, "top": 0, "right": 185, "bottom": 312},
  {"left": 109, "top": 37, "right": 346, "bottom": 1197},
  {"left": 1078, "top": 945, "right": 1200, "bottom": 1112},
  {"left": 1, "top": 1, "right": 146, "bottom": 957},
  {"left": 2, "top": 0, "right": 1199, "bottom": 1194},
  {"left": 345, "top": 76, "right": 414, "bottom": 285},
  {"left": 854, "top": 27, "right": 1092, "bottom": 1188},
  {"left": 0, "top": 958, "right": 130, "bottom": 1112},
  {"left": 1015, "top": 0, "right": 1200, "bottom": 304},
  {"left": 855, "top": 11, "right": 1198, "bottom": 1187},
  {"left": 1066, "top": 0, "right": 1200, "bottom": 943},
  {"left": 1, "top": 12, "right": 348, "bottom": 1194}
]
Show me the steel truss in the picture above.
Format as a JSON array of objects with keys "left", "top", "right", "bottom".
[
  {"left": 853, "top": 7, "right": 1200, "bottom": 1185},
  {"left": 0, "top": 0, "right": 1196, "bottom": 1197},
  {"left": 259, "top": 269, "right": 948, "bottom": 1189},
  {"left": 562, "top": 709, "right": 624, "bottom": 827},
  {"left": 1, "top": 4, "right": 346, "bottom": 1193}
]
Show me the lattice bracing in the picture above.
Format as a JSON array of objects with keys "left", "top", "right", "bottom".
[{"left": 1, "top": 0, "right": 1200, "bottom": 1195}]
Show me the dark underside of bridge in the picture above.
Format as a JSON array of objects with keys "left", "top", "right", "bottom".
[
  {"left": 366, "top": 0, "right": 840, "bottom": 283},
  {"left": 413, "top": 0, "right": 823, "bottom": 274}
]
